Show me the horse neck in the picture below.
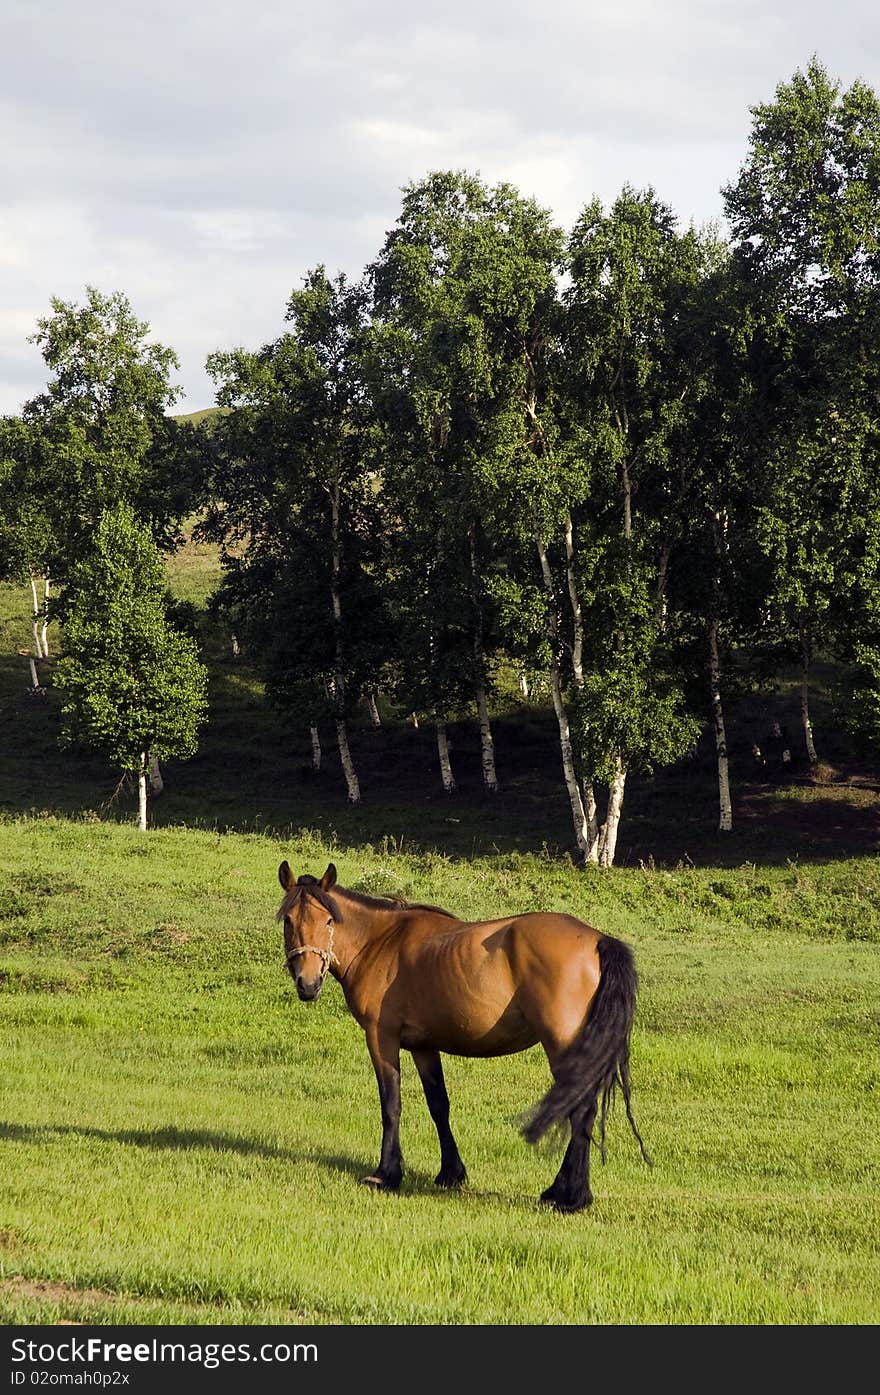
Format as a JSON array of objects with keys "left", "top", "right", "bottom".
[{"left": 331, "top": 892, "right": 398, "bottom": 978}]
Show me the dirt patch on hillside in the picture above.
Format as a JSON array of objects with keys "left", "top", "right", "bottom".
[
  {"left": 0, "top": 1273, "right": 311, "bottom": 1323},
  {"left": 0, "top": 1274, "right": 118, "bottom": 1314},
  {"left": 3, "top": 1274, "right": 111, "bottom": 1301}
]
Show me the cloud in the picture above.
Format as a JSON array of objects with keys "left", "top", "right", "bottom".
[{"left": 1, "top": 0, "right": 878, "bottom": 412}]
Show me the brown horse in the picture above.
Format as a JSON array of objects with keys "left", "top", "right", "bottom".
[{"left": 277, "top": 861, "right": 650, "bottom": 1212}]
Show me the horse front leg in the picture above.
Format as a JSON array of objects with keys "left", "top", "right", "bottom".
[
  {"left": 412, "top": 1048, "right": 467, "bottom": 1189},
  {"left": 362, "top": 1029, "right": 403, "bottom": 1191}
]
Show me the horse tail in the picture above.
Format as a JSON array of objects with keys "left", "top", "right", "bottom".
[{"left": 522, "top": 934, "right": 651, "bottom": 1165}]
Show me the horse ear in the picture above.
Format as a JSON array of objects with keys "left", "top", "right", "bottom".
[
  {"left": 278, "top": 861, "right": 293, "bottom": 890},
  {"left": 320, "top": 862, "right": 337, "bottom": 890}
]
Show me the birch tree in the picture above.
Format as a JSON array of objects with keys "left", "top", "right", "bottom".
[
  {"left": 723, "top": 59, "right": 880, "bottom": 763},
  {"left": 53, "top": 505, "right": 208, "bottom": 830},
  {"left": 372, "top": 174, "right": 577, "bottom": 806},
  {"left": 4, "top": 289, "right": 187, "bottom": 671},
  {"left": 563, "top": 188, "right": 707, "bottom": 861},
  {"left": 373, "top": 445, "right": 478, "bottom": 794},
  {"left": 370, "top": 174, "right": 515, "bottom": 795},
  {"left": 366, "top": 303, "right": 502, "bottom": 795},
  {"left": 656, "top": 250, "right": 774, "bottom": 833},
  {"left": 0, "top": 417, "right": 55, "bottom": 683},
  {"left": 25, "top": 288, "right": 184, "bottom": 542},
  {"left": 205, "top": 269, "right": 384, "bottom": 803}
]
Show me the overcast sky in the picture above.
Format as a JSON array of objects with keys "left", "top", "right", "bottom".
[{"left": 1, "top": 0, "right": 877, "bottom": 414}]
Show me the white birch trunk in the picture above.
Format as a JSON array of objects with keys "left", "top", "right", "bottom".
[
  {"left": 467, "top": 526, "right": 497, "bottom": 794},
  {"left": 799, "top": 621, "right": 818, "bottom": 764},
  {"left": 535, "top": 534, "right": 599, "bottom": 862},
  {"left": 563, "top": 530, "right": 600, "bottom": 854},
  {"left": 519, "top": 672, "right": 530, "bottom": 700},
  {"left": 231, "top": 632, "right": 240, "bottom": 658},
  {"left": 475, "top": 684, "right": 498, "bottom": 794},
  {"left": 367, "top": 690, "right": 381, "bottom": 726},
  {"left": 801, "top": 677, "right": 818, "bottom": 764},
  {"left": 329, "top": 482, "right": 360, "bottom": 800},
  {"left": 310, "top": 725, "right": 321, "bottom": 773},
  {"left": 564, "top": 516, "right": 584, "bottom": 686},
  {"left": 30, "top": 575, "right": 45, "bottom": 659},
  {"left": 148, "top": 752, "right": 164, "bottom": 797},
  {"left": 29, "top": 657, "right": 40, "bottom": 689},
  {"left": 598, "top": 760, "right": 627, "bottom": 868},
  {"left": 621, "top": 457, "right": 633, "bottom": 540},
  {"left": 655, "top": 543, "right": 672, "bottom": 630},
  {"left": 708, "top": 617, "right": 732, "bottom": 832},
  {"left": 436, "top": 720, "right": 456, "bottom": 793},
  {"left": 40, "top": 578, "right": 50, "bottom": 656},
  {"left": 411, "top": 712, "right": 419, "bottom": 729},
  {"left": 583, "top": 779, "right": 599, "bottom": 858},
  {"left": 336, "top": 719, "right": 361, "bottom": 803},
  {"left": 549, "top": 661, "right": 596, "bottom": 862},
  {"left": 138, "top": 755, "right": 148, "bottom": 831}
]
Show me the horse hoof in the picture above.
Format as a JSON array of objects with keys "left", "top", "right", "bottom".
[
  {"left": 435, "top": 1168, "right": 467, "bottom": 1189},
  {"left": 361, "top": 1173, "right": 400, "bottom": 1191},
  {"left": 544, "top": 1195, "right": 591, "bottom": 1214},
  {"left": 540, "top": 1187, "right": 592, "bottom": 1212}
]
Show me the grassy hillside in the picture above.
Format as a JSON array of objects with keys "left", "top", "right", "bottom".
[
  {"left": 1, "top": 817, "right": 878, "bottom": 1324},
  {"left": 172, "top": 407, "right": 227, "bottom": 428},
  {"left": 1, "top": 534, "right": 878, "bottom": 1324}
]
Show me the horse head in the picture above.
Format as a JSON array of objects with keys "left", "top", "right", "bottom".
[{"left": 277, "top": 861, "right": 340, "bottom": 1002}]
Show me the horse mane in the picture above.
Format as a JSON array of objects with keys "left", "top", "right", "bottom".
[
  {"left": 336, "top": 886, "right": 457, "bottom": 920},
  {"left": 277, "top": 876, "right": 456, "bottom": 923}
]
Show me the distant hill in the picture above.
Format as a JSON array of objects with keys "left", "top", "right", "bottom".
[{"left": 171, "top": 407, "right": 228, "bottom": 427}]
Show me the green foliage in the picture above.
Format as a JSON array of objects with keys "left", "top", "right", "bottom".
[
  {"left": 53, "top": 505, "right": 208, "bottom": 775},
  {"left": 0, "top": 417, "right": 51, "bottom": 583},
  {"left": 204, "top": 269, "right": 385, "bottom": 729},
  {"left": 369, "top": 172, "right": 566, "bottom": 717},
  {"left": 29, "top": 287, "right": 180, "bottom": 424},
  {"left": 18, "top": 288, "right": 191, "bottom": 579},
  {"left": 723, "top": 57, "right": 880, "bottom": 322},
  {"left": 486, "top": 569, "right": 552, "bottom": 670},
  {"left": 572, "top": 663, "right": 701, "bottom": 783},
  {"left": 560, "top": 189, "right": 720, "bottom": 809},
  {"left": 836, "top": 644, "right": 880, "bottom": 754},
  {"left": 723, "top": 59, "right": 880, "bottom": 695}
]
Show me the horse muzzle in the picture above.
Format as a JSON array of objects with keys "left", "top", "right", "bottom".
[{"left": 295, "top": 975, "right": 324, "bottom": 1002}]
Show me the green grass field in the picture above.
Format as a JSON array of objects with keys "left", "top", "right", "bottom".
[{"left": 1, "top": 541, "right": 879, "bottom": 1325}]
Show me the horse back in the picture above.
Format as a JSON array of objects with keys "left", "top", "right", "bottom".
[{"left": 351, "top": 909, "right": 605, "bottom": 1058}]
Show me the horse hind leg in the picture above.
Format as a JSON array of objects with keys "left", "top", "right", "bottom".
[
  {"left": 536, "top": 1028, "right": 598, "bottom": 1214},
  {"left": 539, "top": 1095, "right": 598, "bottom": 1214},
  {"left": 412, "top": 1048, "right": 467, "bottom": 1188}
]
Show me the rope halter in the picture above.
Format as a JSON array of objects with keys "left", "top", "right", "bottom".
[{"left": 285, "top": 917, "right": 339, "bottom": 972}]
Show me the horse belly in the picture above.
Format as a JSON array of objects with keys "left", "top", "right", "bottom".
[
  {"left": 399, "top": 963, "right": 537, "bottom": 1057},
  {"left": 401, "top": 1015, "right": 537, "bottom": 1057}
]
